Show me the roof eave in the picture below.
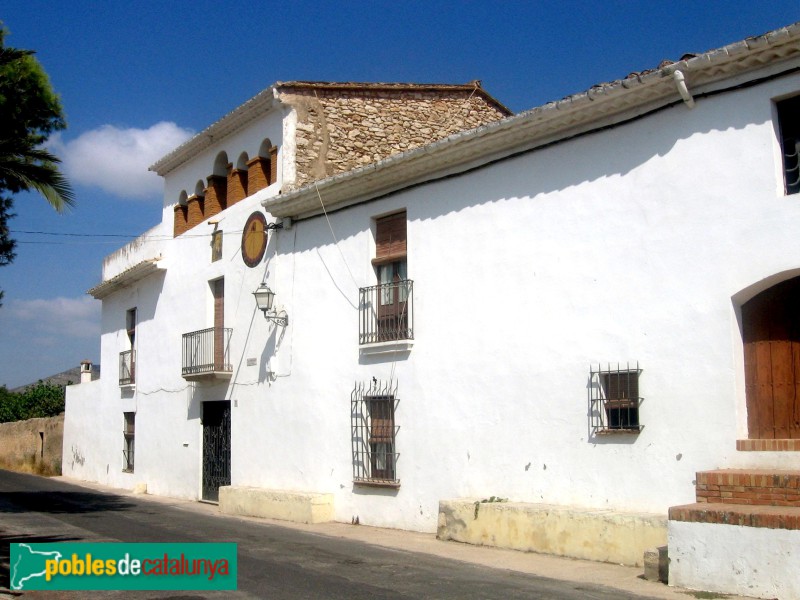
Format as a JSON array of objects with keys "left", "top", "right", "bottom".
[
  {"left": 88, "top": 258, "right": 164, "bottom": 300},
  {"left": 263, "top": 22, "right": 800, "bottom": 220},
  {"left": 149, "top": 87, "right": 280, "bottom": 176}
]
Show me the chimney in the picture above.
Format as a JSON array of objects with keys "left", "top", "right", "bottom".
[{"left": 80, "top": 360, "right": 93, "bottom": 384}]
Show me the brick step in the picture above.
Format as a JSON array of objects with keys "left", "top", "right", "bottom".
[
  {"left": 669, "top": 502, "right": 800, "bottom": 530},
  {"left": 696, "top": 469, "right": 800, "bottom": 507}
]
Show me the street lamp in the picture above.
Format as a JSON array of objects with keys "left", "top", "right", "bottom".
[{"left": 253, "top": 283, "right": 288, "bottom": 326}]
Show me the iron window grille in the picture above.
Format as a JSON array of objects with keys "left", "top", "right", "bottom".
[
  {"left": 351, "top": 379, "right": 399, "bottom": 486},
  {"left": 123, "top": 412, "right": 135, "bottom": 472},
  {"left": 589, "top": 363, "right": 643, "bottom": 434},
  {"left": 119, "top": 349, "right": 135, "bottom": 386},
  {"left": 777, "top": 96, "right": 800, "bottom": 195},
  {"left": 182, "top": 327, "right": 232, "bottom": 376},
  {"left": 359, "top": 280, "right": 413, "bottom": 344}
]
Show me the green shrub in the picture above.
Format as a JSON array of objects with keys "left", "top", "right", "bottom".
[{"left": 0, "top": 381, "right": 65, "bottom": 423}]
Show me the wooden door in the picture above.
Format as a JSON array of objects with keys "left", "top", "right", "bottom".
[{"left": 742, "top": 276, "right": 800, "bottom": 439}]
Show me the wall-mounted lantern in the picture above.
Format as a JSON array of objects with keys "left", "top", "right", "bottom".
[{"left": 253, "top": 283, "right": 288, "bottom": 326}]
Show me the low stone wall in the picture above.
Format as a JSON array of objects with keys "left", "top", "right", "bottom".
[
  {"left": 219, "top": 486, "right": 334, "bottom": 524},
  {"left": 0, "top": 414, "right": 63, "bottom": 476},
  {"left": 438, "top": 498, "right": 667, "bottom": 567}
]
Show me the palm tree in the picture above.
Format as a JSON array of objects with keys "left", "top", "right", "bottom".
[
  {"left": 0, "top": 26, "right": 73, "bottom": 305},
  {"left": 0, "top": 137, "right": 74, "bottom": 213},
  {"left": 0, "top": 28, "right": 73, "bottom": 213}
]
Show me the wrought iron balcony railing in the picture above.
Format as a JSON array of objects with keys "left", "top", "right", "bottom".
[
  {"left": 182, "top": 327, "right": 232, "bottom": 379},
  {"left": 119, "top": 349, "right": 135, "bottom": 386},
  {"left": 359, "top": 280, "right": 413, "bottom": 345}
]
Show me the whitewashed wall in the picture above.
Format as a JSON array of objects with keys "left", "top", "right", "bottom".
[
  {"left": 237, "top": 72, "right": 800, "bottom": 531},
  {"left": 68, "top": 69, "right": 800, "bottom": 533}
]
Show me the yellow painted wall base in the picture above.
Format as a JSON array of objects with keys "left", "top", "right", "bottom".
[
  {"left": 437, "top": 499, "right": 667, "bottom": 566},
  {"left": 219, "top": 486, "right": 334, "bottom": 524}
]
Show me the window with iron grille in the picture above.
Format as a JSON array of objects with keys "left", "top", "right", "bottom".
[
  {"left": 351, "top": 380, "right": 399, "bottom": 486},
  {"left": 123, "top": 412, "right": 135, "bottom": 472},
  {"left": 589, "top": 364, "right": 642, "bottom": 434},
  {"left": 777, "top": 96, "right": 800, "bottom": 195},
  {"left": 360, "top": 211, "right": 413, "bottom": 344}
]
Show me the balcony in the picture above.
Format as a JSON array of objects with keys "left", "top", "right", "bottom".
[
  {"left": 119, "top": 349, "right": 135, "bottom": 386},
  {"left": 182, "top": 327, "right": 233, "bottom": 380},
  {"left": 359, "top": 280, "right": 413, "bottom": 347}
]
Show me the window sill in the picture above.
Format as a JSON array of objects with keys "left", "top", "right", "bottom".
[
  {"left": 354, "top": 479, "right": 401, "bottom": 489},
  {"left": 594, "top": 427, "right": 642, "bottom": 435},
  {"left": 122, "top": 469, "right": 134, "bottom": 474},
  {"left": 119, "top": 383, "right": 136, "bottom": 390},
  {"left": 359, "top": 340, "right": 414, "bottom": 356}
]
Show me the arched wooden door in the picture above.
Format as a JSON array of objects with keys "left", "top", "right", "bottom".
[{"left": 742, "top": 276, "right": 800, "bottom": 439}]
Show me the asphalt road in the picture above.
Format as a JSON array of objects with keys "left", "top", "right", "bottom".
[{"left": 0, "top": 470, "right": 661, "bottom": 599}]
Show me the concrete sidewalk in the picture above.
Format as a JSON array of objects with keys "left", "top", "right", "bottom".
[{"left": 42, "top": 477, "right": 750, "bottom": 600}]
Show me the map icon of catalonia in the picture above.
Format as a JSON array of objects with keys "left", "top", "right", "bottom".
[{"left": 11, "top": 544, "right": 62, "bottom": 590}]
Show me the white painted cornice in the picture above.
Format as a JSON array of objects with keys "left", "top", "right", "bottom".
[
  {"left": 149, "top": 88, "right": 280, "bottom": 176},
  {"left": 264, "top": 23, "right": 800, "bottom": 220},
  {"left": 88, "top": 258, "right": 163, "bottom": 300}
]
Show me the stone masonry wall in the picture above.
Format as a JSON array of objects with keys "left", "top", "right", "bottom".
[
  {"left": 279, "top": 86, "right": 510, "bottom": 190},
  {"left": 0, "top": 414, "right": 63, "bottom": 476}
]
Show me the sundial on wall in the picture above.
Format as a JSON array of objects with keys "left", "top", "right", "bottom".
[{"left": 241, "top": 212, "right": 268, "bottom": 267}]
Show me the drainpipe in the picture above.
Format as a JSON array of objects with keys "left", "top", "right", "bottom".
[{"left": 673, "top": 70, "right": 695, "bottom": 108}]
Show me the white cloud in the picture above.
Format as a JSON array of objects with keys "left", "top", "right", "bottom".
[
  {"left": 49, "top": 122, "right": 194, "bottom": 200},
  {"left": 6, "top": 295, "right": 100, "bottom": 339},
  {"left": 0, "top": 295, "right": 100, "bottom": 388}
]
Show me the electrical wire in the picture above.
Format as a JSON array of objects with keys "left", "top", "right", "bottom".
[
  {"left": 314, "top": 182, "right": 360, "bottom": 294},
  {"left": 308, "top": 85, "right": 483, "bottom": 384},
  {"left": 10, "top": 227, "right": 249, "bottom": 246}
]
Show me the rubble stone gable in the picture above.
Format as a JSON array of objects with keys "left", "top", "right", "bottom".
[{"left": 277, "top": 83, "right": 511, "bottom": 190}]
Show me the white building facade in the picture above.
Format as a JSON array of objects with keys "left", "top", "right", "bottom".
[{"left": 66, "top": 26, "right": 800, "bottom": 598}]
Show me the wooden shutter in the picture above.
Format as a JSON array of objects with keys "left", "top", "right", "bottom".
[
  {"left": 369, "top": 398, "right": 394, "bottom": 442},
  {"left": 601, "top": 372, "right": 638, "bottom": 400},
  {"left": 213, "top": 279, "right": 224, "bottom": 370},
  {"left": 375, "top": 212, "right": 406, "bottom": 261}
]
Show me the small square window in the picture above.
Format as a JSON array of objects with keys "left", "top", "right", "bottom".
[{"left": 589, "top": 364, "right": 642, "bottom": 434}]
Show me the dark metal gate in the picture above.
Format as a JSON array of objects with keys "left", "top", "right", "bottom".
[{"left": 202, "top": 400, "right": 231, "bottom": 502}]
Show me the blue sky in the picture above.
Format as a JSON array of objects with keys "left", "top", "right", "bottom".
[{"left": 1, "top": 1, "right": 798, "bottom": 388}]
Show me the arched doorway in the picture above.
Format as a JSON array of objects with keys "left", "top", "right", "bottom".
[{"left": 742, "top": 275, "right": 800, "bottom": 439}]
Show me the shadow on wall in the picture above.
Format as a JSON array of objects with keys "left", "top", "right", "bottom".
[
  {"left": 281, "top": 94, "right": 763, "bottom": 261},
  {"left": 99, "top": 270, "right": 166, "bottom": 338}
]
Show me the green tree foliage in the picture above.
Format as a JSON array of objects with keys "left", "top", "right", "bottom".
[
  {"left": 0, "top": 381, "right": 66, "bottom": 423},
  {"left": 0, "top": 25, "right": 75, "bottom": 305}
]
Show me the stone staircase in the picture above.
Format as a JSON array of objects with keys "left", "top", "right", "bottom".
[
  {"left": 697, "top": 469, "right": 800, "bottom": 506},
  {"left": 668, "top": 469, "right": 800, "bottom": 599},
  {"left": 669, "top": 468, "right": 800, "bottom": 526}
]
